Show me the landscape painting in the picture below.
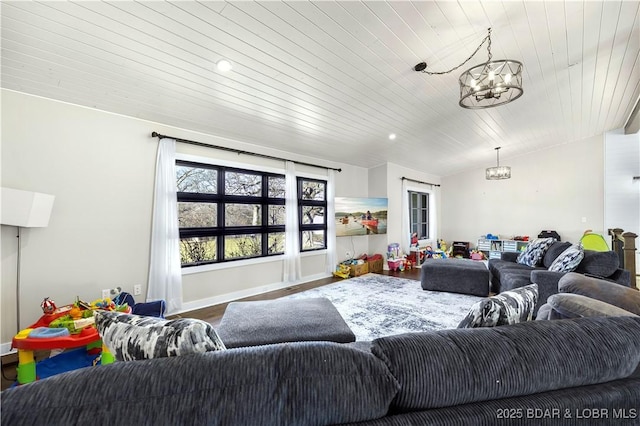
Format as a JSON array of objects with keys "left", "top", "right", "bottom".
[{"left": 335, "top": 197, "right": 388, "bottom": 237}]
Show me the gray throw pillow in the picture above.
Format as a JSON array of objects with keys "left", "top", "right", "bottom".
[
  {"left": 517, "top": 238, "right": 555, "bottom": 267},
  {"left": 548, "top": 243, "right": 584, "bottom": 272},
  {"left": 547, "top": 293, "right": 638, "bottom": 319},
  {"left": 457, "top": 283, "right": 538, "bottom": 328},
  {"left": 575, "top": 250, "right": 619, "bottom": 277},
  {"left": 542, "top": 241, "right": 572, "bottom": 268},
  {"left": 94, "top": 310, "right": 226, "bottom": 361}
]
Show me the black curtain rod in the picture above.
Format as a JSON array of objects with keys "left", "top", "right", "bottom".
[
  {"left": 151, "top": 132, "right": 342, "bottom": 172},
  {"left": 401, "top": 176, "right": 441, "bottom": 187}
]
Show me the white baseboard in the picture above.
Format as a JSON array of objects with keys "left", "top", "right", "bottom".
[
  {"left": 173, "top": 272, "right": 332, "bottom": 316},
  {"left": 1, "top": 342, "right": 16, "bottom": 357}
]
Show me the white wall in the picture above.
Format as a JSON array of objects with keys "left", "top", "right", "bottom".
[
  {"left": 441, "top": 136, "right": 605, "bottom": 247},
  {"left": 385, "top": 163, "right": 441, "bottom": 254},
  {"left": 0, "top": 90, "right": 368, "bottom": 349},
  {"left": 1, "top": 90, "right": 156, "bottom": 349},
  {"left": 366, "top": 164, "right": 389, "bottom": 258},
  {"left": 605, "top": 129, "right": 640, "bottom": 267}
]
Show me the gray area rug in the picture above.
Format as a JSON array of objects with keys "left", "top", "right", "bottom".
[{"left": 281, "top": 273, "right": 483, "bottom": 341}]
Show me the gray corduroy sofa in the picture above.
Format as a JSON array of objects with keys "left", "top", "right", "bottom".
[
  {"left": 488, "top": 241, "right": 631, "bottom": 314},
  {"left": 3, "top": 316, "right": 640, "bottom": 425},
  {"left": 537, "top": 272, "right": 640, "bottom": 320}
]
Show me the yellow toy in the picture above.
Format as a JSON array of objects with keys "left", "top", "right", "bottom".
[
  {"left": 332, "top": 264, "right": 351, "bottom": 279},
  {"left": 91, "top": 297, "right": 116, "bottom": 311}
]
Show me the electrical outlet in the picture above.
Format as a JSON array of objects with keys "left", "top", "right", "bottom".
[
  {"left": 101, "top": 289, "right": 111, "bottom": 299},
  {"left": 134, "top": 285, "right": 142, "bottom": 296},
  {"left": 345, "top": 251, "right": 352, "bottom": 259}
]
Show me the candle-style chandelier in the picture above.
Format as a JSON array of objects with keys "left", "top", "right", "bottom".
[{"left": 414, "top": 28, "right": 524, "bottom": 109}]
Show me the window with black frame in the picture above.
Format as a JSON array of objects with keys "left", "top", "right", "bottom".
[
  {"left": 298, "top": 177, "right": 327, "bottom": 251},
  {"left": 176, "top": 160, "right": 286, "bottom": 267},
  {"left": 409, "top": 190, "right": 430, "bottom": 239}
]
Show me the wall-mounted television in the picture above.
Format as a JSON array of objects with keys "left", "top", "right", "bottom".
[{"left": 335, "top": 197, "right": 388, "bottom": 237}]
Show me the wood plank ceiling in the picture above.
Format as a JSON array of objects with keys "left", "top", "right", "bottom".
[{"left": 2, "top": 1, "right": 639, "bottom": 176}]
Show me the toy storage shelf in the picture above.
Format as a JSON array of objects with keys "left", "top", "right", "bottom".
[{"left": 477, "top": 239, "right": 529, "bottom": 260}]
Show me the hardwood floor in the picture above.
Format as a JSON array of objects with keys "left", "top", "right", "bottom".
[{"left": 0, "top": 268, "right": 421, "bottom": 391}]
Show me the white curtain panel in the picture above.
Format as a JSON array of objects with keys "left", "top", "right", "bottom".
[
  {"left": 284, "top": 161, "right": 301, "bottom": 282},
  {"left": 401, "top": 178, "right": 410, "bottom": 254},
  {"left": 325, "top": 169, "right": 337, "bottom": 274},
  {"left": 147, "top": 138, "right": 183, "bottom": 314}
]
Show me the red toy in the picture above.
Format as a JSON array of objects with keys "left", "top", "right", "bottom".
[{"left": 40, "top": 297, "right": 57, "bottom": 315}]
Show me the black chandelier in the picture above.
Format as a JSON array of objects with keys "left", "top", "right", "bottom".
[{"left": 414, "top": 28, "right": 523, "bottom": 109}]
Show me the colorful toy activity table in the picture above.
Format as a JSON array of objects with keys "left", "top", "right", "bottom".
[{"left": 11, "top": 312, "right": 110, "bottom": 385}]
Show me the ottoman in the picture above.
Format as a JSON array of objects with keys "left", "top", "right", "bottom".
[
  {"left": 216, "top": 297, "right": 356, "bottom": 348},
  {"left": 421, "top": 258, "right": 490, "bottom": 297}
]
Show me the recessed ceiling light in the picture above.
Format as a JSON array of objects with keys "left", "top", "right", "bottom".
[
  {"left": 216, "top": 59, "right": 232, "bottom": 72},
  {"left": 388, "top": 133, "right": 397, "bottom": 140}
]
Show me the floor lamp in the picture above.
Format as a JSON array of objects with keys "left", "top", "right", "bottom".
[{"left": 1, "top": 188, "right": 55, "bottom": 333}]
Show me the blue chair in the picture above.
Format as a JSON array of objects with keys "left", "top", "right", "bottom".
[{"left": 112, "top": 292, "right": 166, "bottom": 318}]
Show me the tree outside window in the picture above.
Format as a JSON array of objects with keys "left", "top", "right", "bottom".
[
  {"left": 176, "top": 161, "right": 285, "bottom": 267},
  {"left": 298, "top": 178, "right": 327, "bottom": 251}
]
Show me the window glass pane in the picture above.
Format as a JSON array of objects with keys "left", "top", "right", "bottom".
[
  {"left": 225, "top": 172, "right": 261, "bottom": 196},
  {"left": 177, "top": 166, "right": 217, "bottom": 193},
  {"left": 302, "top": 206, "right": 325, "bottom": 224},
  {"left": 225, "top": 234, "right": 261, "bottom": 259},
  {"left": 268, "top": 177, "right": 285, "bottom": 198},
  {"left": 302, "top": 230, "right": 325, "bottom": 250},
  {"left": 180, "top": 237, "right": 216, "bottom": 265},
  {"left": 178, "top": 202, "right": 216, "bottom": 227},
  {"left": 225, "top": 204, "right": 261, "bottom": 226},
  {"left": 268, "top": 233, "right": 285, "bottom": 254},
  {"left": 268, "top": 205, "right": 285, "bottom": 225},
  {"left": 301, "top": 180, "right": 325, "bottom": 200},
  {"left": 409, "top": 190, "right": 430, "bottom": 240}
]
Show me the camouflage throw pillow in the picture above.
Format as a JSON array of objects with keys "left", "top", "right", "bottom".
[
  {"left": 548, "top": 243, "right": 584, "bottom": 273},
  {"left": 457, "top": 284, "right": 539, "bottom": 328},
  {"left": 94, "top": 310, "right": 225, "bottom": 361},
  {"left": 516, "top": 237, "right": 555, "bottom": 267}
]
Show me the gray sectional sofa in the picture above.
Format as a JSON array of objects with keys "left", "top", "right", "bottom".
[
  {"left": 537, "top": 272, "right": 640, "bottom": 320},
  {"left": 488, "top": 241, "right": 631, "bottom": 314},
  {"left": 3, "top": 316, "right": 640, "bottom": 425}
]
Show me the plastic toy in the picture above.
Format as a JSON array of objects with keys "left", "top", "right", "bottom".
[
  {"left": 69, "top": 306, "right": 83, "bottom": 320},
  {"left": 41, "top": 297, "right": 57, "bottom": 315},
  {"left": 470, "top": 250, "right": 485, "bottom": 260},
  {"left": 332, "top": 264, "right": 351, "bottom": 279},
  {"left": 91, "top": 298, "right": 114, "bottom": 310},
  {"left": 580, "top": 231, "right": 609, "bottom": 251},
  {"left": 12, "top": 316, "right": 102, "bottom": 385},
  {"left": 387, "top": 243, "right": 401, "bottom": 259}
]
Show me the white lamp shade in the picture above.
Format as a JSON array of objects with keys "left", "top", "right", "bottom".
[{"left": 1, "top": 187, "right": 55, "bottom": 227}]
